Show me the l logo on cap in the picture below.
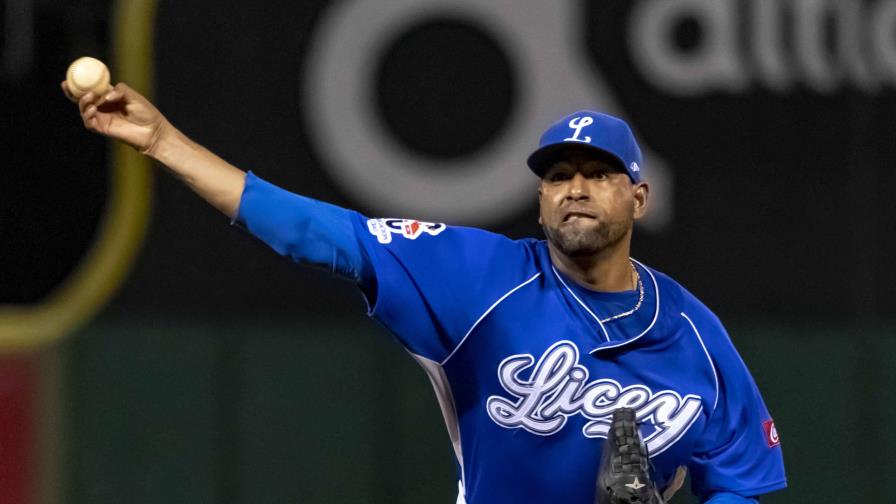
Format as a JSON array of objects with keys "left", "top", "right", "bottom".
[{"left": 564, "top": 116, "right": 593, "bottom": 143}]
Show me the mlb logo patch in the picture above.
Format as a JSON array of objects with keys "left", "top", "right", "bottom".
[
  {"left": 762, "top": 420, "right": 780, "bottom": 447},
  {"left": 367, "top": 218, "right": 446, "bottom": 244}
]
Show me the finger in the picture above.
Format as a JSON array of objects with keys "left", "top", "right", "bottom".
[
  {"left": 61, "top": 81, "right": 81, "bottom": 103},
  {"left": 98, "top": 89, "right": 122, "bottom": 106},
  {"left": 84, "top": 104, "right": 98, "bottom": 120},
  {"left": 94, "top": 92, "right": 111, "bottom": 109},
  {"left": 115, "top": 82, "right": 152, "bottom": 107},
  {"left": 110, "top": 82, "right": 130, "bottom": 101},
  {"left": 78, "top": 92, "right": 96, "bottom": 115},
  {"left": 83, "top": 114, "right": 97, "bottom": 132},
  {"left": 98, "top": 83, "right": 127, "bottom": 106},
  {"left": 61, "top": 81, "right": 77, "bottom": 103}
]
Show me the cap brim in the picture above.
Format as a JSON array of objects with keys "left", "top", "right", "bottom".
[{"left": 526, "top": 142, "right": 628, "bottom": 178}]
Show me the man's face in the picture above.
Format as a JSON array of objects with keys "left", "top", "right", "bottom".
[{"left": 538, "top": 148, "right": 648, "bottom": 257}]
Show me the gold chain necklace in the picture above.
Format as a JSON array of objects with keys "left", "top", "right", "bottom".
[{"left": 598, "top": 260, "right": 644, "bottom": 324}]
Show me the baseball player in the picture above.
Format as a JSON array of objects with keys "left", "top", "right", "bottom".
[{"left": 64, "top": 81, "right": 786, "bottom": 504}]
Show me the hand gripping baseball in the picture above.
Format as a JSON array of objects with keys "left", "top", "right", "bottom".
[
  {"left": 595, "top": 408, "right": 667, "bottom": 504},
  {"left": 61, "top": 80, "right": 170, "bottom": 155}
]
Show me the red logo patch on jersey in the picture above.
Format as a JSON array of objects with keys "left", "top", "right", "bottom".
[
  {"left": 404, "top": 220, "right": 420, "bottom": 236},
  {"left": 763, "top": 419, "right": 780, "bottom": 447}
]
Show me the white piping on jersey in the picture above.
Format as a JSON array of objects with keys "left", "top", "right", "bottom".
[
  {"left": 595, "top": 258, "right": 661, "bottom": 351},
  {"left": 551, "top": 265, "right": 610, "bottom": 342},
  {"left": 441, "top": 272, "right": 543, "bottom": 366},
  {"left": 550, "top": 259, "right": 661, "bottom": 349},
  {"left": 680, "top": 312, "right": 720, "bottom": 415},
  {"left": 410, "top": 352, "right": 466, "bottom": 496},
  {"left": 456, "top": 480, "right": 466, "bottom": 504}
]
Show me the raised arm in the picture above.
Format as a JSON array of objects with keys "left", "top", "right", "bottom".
[
  {"left": 61, "top": 81, "right": 245, "bottom": 219},
  {"left": 62, "top": 80, "right": 369, "bottom": 285}
]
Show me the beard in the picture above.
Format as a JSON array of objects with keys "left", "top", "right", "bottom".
[{"left": 543, "top": 217, "right": 632, "bottom": 257}]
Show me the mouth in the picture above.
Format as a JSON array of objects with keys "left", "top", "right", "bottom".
[{"left": 562, "top": 210, "right": 597, "bottom": 223}]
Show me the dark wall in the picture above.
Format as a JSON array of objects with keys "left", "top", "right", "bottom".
[
  {"left": 6, "top": 0, "right": 894, "bottom": 322},
  {"left": 112, "top": 0, "right": 895, "bottom": 323},
  {"left": 1, "top": 0, "right": 110, "bottom": 303}
]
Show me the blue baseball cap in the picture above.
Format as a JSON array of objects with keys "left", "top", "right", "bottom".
[{"left": 527, "top": 110, "right": 643, "bottom": 183}]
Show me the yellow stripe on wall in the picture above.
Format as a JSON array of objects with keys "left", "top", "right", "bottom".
[
  {"left": 0, "top": 0, "right": 156, "bottom": 352},
  {"left": 31, "top": 1, "right": 158, "bottom": 503}
]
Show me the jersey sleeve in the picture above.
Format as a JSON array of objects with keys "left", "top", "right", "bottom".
[
  {"left": 684, "top": 306, "right": 787, "bottom": 500},
  {"left": 350, "top": 215, "right": 538, "bottom": 362},
  {"left": 233, "top": 171, "right": 368, "bottom": 283}
]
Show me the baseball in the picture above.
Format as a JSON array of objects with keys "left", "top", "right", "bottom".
[{"left": 65, "top": 57, "right": 111, "bottom": 99}]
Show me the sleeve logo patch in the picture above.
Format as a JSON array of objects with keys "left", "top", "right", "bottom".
[
  {"left": 367, "top": 218, "right": 446, "bottom": 244},
  {"left": 763, "top": 419, "right": 780, "bottom": 447}
]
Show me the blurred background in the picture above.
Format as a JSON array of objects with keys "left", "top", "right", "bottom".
[{"left": 2, "top": 0, "right": 895, "bottom": 502}]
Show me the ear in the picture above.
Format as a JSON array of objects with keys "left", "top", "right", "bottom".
[
  {"left": 537, "top": 183, "right": 543, "bottom": 225},
  {"left": 632, "top": 182, "right": 649, "bottom": 219}
]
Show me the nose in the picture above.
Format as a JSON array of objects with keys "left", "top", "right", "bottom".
[{"left": 566, "top": 172, "right": 589, "bottom": 200}]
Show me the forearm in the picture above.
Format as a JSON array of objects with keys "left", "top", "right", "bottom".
[
  {"left": 143, "top": 120, "right": 369, "bottom": 283},
  {"left": 146, "top": 122, "right": 246, "bottom": 219}
]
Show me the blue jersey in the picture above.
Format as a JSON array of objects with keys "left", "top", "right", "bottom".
[{"left": 236, "top": 173, "right": 787, "bottom": 503}]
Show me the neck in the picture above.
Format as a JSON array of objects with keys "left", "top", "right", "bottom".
[{"left": 548, "top": 234, "right": 634, "bottom": 292}]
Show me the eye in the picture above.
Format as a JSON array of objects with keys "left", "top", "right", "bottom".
[
  {"left": 585, "top": 169, "right": 608, "bottom": 180},
  {"left": 549, "top": 171, "right": 572, "bottom": 182}
]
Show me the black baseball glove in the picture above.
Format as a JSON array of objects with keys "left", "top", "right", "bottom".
[{"left": 595, "top": 407, "right": 666, "bottom": 504}]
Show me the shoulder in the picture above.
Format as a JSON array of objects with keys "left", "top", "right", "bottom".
[
  {"left": 636, "top": 262, "right": 733, "bottom": 350},
  {"left": 660, "top": 274, "right": 751, "bottom": 376},
  {"left": 633, "top": 263, "right": 705, "bottom": 319},
  {"left": 353, "top": 214, "right": 545, "bottom": 298},
  {"left": 356, "top": 214, "right": 537, "bottom": 252}
]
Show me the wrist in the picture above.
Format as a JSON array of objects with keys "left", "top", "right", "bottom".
[
  {"left": 143, "top": 121, "right": 195, "bottom": 169},
  {"left": 141, "top": 119, "right": 178, "bottom": 161}
]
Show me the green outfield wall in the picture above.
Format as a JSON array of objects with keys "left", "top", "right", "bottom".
[{"left": 63, "top": 318, "right": 895, "bottom": 503}]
